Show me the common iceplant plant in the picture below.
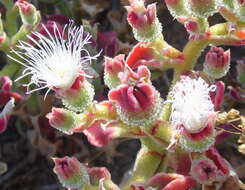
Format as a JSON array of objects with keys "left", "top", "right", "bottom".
[{"left": 8, "top": 0, "right": 245, "bottom": 189}]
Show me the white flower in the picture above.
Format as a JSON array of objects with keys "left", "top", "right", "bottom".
[
  {"left": 170, "top": 76, "right": 216, "bottom": 133},
  {"left": 9, "top": 21, "right": 99, "bottom": 95}
]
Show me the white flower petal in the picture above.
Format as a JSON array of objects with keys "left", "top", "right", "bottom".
[
  {"left": 9, "top": 21, "right": 99, "bottom": 93},
  {"left": 170, "top": 76, "right": 215, "bottom": 133}
]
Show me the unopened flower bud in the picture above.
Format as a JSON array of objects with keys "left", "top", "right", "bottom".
[
  {"left": 186, "top": 0, "right": 217, "bottom": 18},
  {"left": 184, "top": 20, "right": 199, "bottom": 33},
  {"left": 164, "top": 0, "right": 188, "bottom": 17},
  {"left": 190, "top": 148, "right": 229, "bottom": 184},
  {"left": 16, "top": 0, "right": 40, "bottom": 25},
  {"left": 190, "top": 157, "right": 220, "bottom": 185},
  {"left": 204, "top": 46, "right": 231, "bottom": 79},
  {"left": 53, "top": 156, "right": 90, "bottom": 189},
  {"left": 236, "top": 58, "right": 245, "bottom": 88},
  {"left": 104, "top": 55, "right": 125, "bottom": 89},
  {"left": 46, "top": 107, "right": 79, "bottom": 135},
  {"left": 109, "top": 82, "right": 162, "bottom": 127},
  {"left": 126, "top": 0, "right": 162, "bottom": 41},
  {"left": 55, "top": 76, "right": 95, "bottom": 112},
  {"left": 184, "top": 18, "right": 209, "bottom": 39}
]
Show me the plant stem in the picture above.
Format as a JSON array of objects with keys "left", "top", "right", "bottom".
[
  {"left": 121, "top": 138, "right": 165, "bottom": 190},
  {"left": 0, "top": 61, "right": 20, "bottom": 78},
  {"left": 5, "top": 5, "right": 19, "bottom": 37},
  {"left": 179, "top": 22, "right": 241, "bottom": 72}
]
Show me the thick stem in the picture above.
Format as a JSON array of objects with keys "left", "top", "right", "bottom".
[
  {"left": 180, "top": 22, "right": 240, "bottom": 72},
  {"left": 5, "top": 5, "right": 19, "bottom": 37},
  {"left": 180, "top": 38, "right": 208, "bottom": 71},
  {"left": 122, "top": 138, "right": 165, "bottom": 190}
]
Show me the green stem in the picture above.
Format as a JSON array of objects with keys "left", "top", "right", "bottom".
[
  {"left": 26, "top": 93, "right": 41, "bottom": 115},
  {"left": 1, "top": 0, "right": 13, "bottom": 11},
  {"left": 0, "top": 61, "right": 20, "bottom": 78},
  {"left": 155, "top": 152, "right": 169, "bottom": 173},
  {"left": 11, "top": 17, "right": 40, "bottom": 47},
  {"left": 180, "top": 22, "right": 240, "bottom": 72},
  {"left": 180, "top": 38, "right": 208, "bottom": 71},
  {"left": 122, "top": 138, "right": 165, "bottom": 190},
  {"left": 5, "top": 5, "right": 19, "bottom": 37}
]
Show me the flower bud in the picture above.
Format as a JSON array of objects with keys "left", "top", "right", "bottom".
[
  {"left": 186, "top": 0, "right": 217, "bottom": 18},
  {"left": 164, "top": 0, "right": 188, "bottom": 17},
  {"left": 104, "top": 55, "right": 125, "bottom": 89},
  {"left": 184, "top": 20, "right": 199, "bottom": 33},
  {"left": 236, "top": 58, "right": 245, "bottom": 88},
  {"left": 109, "top": 82, "right": 162, "bottom": 127},
  {"left": 46, "top": 107, "right": 79, "bottom": 135},
  {"left": 126, "top": 0, "right": 162, "bottom": 42},
  {"left": 190, "top": 148, "right": 229, "bottom": 184},
  {"left": 190, "top": 157, "right": 220, "bottom": 185},
  {"left": 53, "top": 156, "right": 90, "bottom": 189},
  {"left": 184, "top": 18, "right": 209, "bottom": 40},
  {"left": 55, "top": 76, "right": 95, "bottom": 112},
  {"left": 204, "top": 46, "right": 231, "bottom": 79},
  {"left": 16, "top": 0, "right": 40, "bottom": 25}
]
